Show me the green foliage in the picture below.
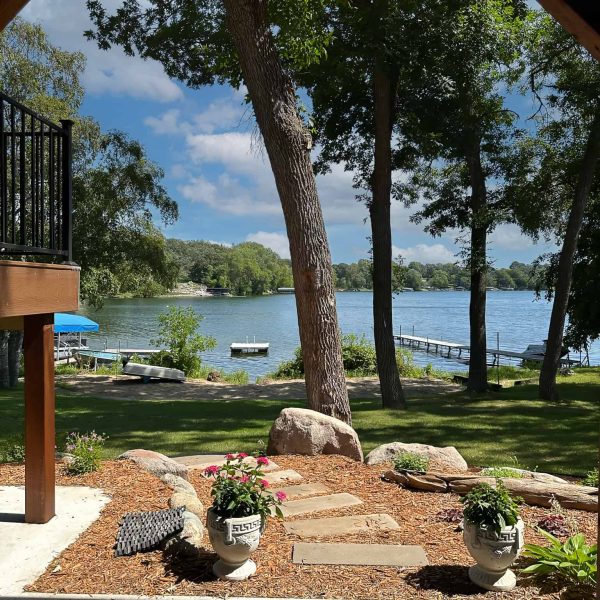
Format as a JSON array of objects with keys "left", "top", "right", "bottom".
[
  {"left": 64, "top": 431, "right": 107, "bottom": 475},
  {"left": 340, "top": 334, "right": 377, "bottom": 376},
  {"left": 480, "top": 466, "right": 523, "bottom": 479},
  {"left": 393, "top": 452, "right": 429, "bottom": 473},
  {"left": 151, "top": 306, "right": 216, "bottom": 375},
  {"left": 461, "top": 481, "right": 520, "bottom": 534},
  {"left": 0, "top": 436, "right": 25, "bottom": 463},
  {"left": 204, "top": 454, "right": 285, "bottom": 520},
  {"left": 582, "top": 468, "right": 598, "bottom": 487},
  {"left": 193, "top": 364, "right": 250, "bottom": 385},
  {"left": 522, "top": 530, "right": 597, "bottom": 591}
]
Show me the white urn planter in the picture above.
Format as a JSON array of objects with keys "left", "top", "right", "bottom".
[
  {"left": 207, "top": 508, "right": 263, "bottom": 581},
  {"left": 463, "top": 518, "right": 524, "bottom": 591}
]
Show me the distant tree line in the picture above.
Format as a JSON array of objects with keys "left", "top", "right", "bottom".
[
  {"left": 333, "top": 260, "right": 540, "bottom": 292},
  {"left": 167, "top": 239, "right": 293, "bottom": 296}
]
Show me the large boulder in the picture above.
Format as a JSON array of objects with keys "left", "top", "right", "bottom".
[
  {"left": 365, "top": 442, "right": 468, "bottom": 472},
  {"left": 267, "top": 408, "right": 363, "bottom": 462},
  {"left": 119, "top": 449, "right": 189, "bottom": 479}
]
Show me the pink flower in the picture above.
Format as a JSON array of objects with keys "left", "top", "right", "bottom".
[
  {"left": 237, "top": 452, "right": 248, "bottom": 459},
  {"left": 239, "top": 475, "right": 250, "bottom": 483},
  {"left": 256, "top": 456, "right": 270, "bottom": 466},
  {"left": 203, "top": 465, "right": 219, "bottom": 476},
  {"left": 259, "top": 479, "right": 270, "bottom": 488},
  {"left": 225, "top": 453, "right": 235, "bottom": 460},
  {"left": 275, "top": 491, "right": 287, "bottom": 502}
]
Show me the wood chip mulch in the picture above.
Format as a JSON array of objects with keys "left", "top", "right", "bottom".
[{"left": 1, "top": 456, "right": 596, "bottom": 599}]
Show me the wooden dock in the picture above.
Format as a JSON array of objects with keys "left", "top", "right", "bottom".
[{"left": 105, "top": 348, "right": 161, "bottom": 359}]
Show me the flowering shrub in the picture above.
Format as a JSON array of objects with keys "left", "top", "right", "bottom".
[
  {"left": 64, "top": 431, "right": 107, "bottom": 475},
  {"left": 204, "top": 454, "right": 286, "bottom": 520}
]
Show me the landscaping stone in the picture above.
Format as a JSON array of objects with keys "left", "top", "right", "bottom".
[
  {"left": 272, "top": 482, "right": 331, "bottom": 500},
  {"left": 119, "top": 449, "right": 189, "bottom": 479},
  {"left": 168, "top": 491, "right": 204, "bottom": 520},
  {"left": 267, "top": 407, "right": 363, "bottom": 461},
  {"left": 365, "top": 442, "right": 468, "bottom": 471},
  {"left": 284, "top": 513, "right": 400, "bottom": 539},
  {"left": 162, "top": 510, "right": 205, "bottom": 558},
  {"left": 263, "top": 469, "right": 303, "bottom": 485},
  {"left": 292, "top": 542, "right": 429, "bottom": 566},
  {"left": 160, "top": 473, "right": 197, "bottom": 495},
  {"left": 275, "top": 493, "right": 362, "bottom": 517},
  {"left": 383, "top": 469, "right": 448, "bottom": 493},
  {"left": 173, "top": 453, "right": 280, "bottom": 472},
  {"left": 496, "top": 468, "right": 569, "bottom": 485}
]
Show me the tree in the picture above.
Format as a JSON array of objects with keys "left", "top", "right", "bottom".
[
  {"left": 507, "top": 15, "right": 600, "bottom": 399},
  {"left": 87, "top": 0, "right": 352, "bottom": 422},
  {"left": 151, "top": 306, "right": 216, "bottom": 375},
  {"left": 400, "top": 0, "right": 528, "bottom": 392}
]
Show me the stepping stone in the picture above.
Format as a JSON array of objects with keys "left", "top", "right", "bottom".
[
  {"left": 263, "top": 469, "right": 303, "bottom": 485},
  {"left": 272, "top": 482, "right": 330, "bottom": 501},
  {"left": 172, "top": 454, "right": 280, "bottom": 472},
  {"left": 284, "top": 513, "right": 400, "bottom": 539},
  {"left": 277, "top": 493, "right": 362, "bottom": 517},
  {"left": 292, "top": 543, "right": 429, "bottom": 567}
]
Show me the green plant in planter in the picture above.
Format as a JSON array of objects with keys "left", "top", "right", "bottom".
[
  {"left": 393, "top": 451, "right": 429, "bottom": 473},
  {"left": 521, "top": 530, "right": 597, "bottom": 591},
  {"left": 461, "top": 481, "right": 520, "bottom": 534}
]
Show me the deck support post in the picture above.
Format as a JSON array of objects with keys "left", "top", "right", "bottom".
[{"left": 24, "top": 313, "right": 55, "bottom": 524}]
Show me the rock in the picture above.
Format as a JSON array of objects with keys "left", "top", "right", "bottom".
[
  {"left": 161, "top": 473, "right": 197, "bottom": 495},
  {"left": 119, "top": 449, "right": 189, "bottom": 480},
  {"left": 383, "top": 469, "right": 448, "bottom": 493},
  {"left": 207, "top": 371, "right": 221, "bottom": 382},
  {"left": 365, "top": 442, "right": 468, "bottom": 472},
  {"left": 267, "top": 408, "right": 363, "bottom": 461},
  {"left": 503, "top": 468, "right": 569, "bottom": 485},
  {"left": 163, "top": 511, "right": 205, "bottom": 557},
  {"left": 168, "top": 491, "right": 204, "bottom": 520}
]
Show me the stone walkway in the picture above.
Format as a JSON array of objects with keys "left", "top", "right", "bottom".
[{"left": 177, "top": 453, "right": 429, "bottom": 568}]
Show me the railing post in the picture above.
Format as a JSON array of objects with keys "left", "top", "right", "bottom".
[{"left": 60, "top": 119, "right": 73, "bottom": 262}]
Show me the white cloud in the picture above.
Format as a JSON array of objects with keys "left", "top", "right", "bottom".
[
  {"left": 392, "top": 243, "right": 456, "bottom": 264},
  {"left": 246, "top": 231, "right": 290, "bottom": 259},
  {"left": 489, "top": 224, "right": 538, "bottom": 251},
  {"left": 21, "top": 0, "right": 182, "bottom": 103}
]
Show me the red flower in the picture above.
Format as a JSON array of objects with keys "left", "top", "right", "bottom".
[
  {"left": 203, "top": 465, "right": 219, "bottom": 476},
  {"left": 239, "top": 475, "right": 250, "bottom": 483},
  {"left": 275, "top": 491, "right": 287, "bottom": 502},
  {"left": 259, "top": 479, "right": 270, "bottom": 488},
  {"left": 225, "top": 453, "right": 235, "bottom": 460},
  {"left": 256, "top": 456, "right": 270, "bottom": 466},
  {"left": 237, "top": 452, "right": 249, "bottom": 459}
]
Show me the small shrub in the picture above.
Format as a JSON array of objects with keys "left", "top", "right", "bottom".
[
  {"left": 481, "top": 466, "right": 524, "bottom": 479},
  {"left": 537, "top": 514, "right": 570, "bottom": 537},
  {"left": 436, "top": 507, "right": 464, "bottom": 523},
  {"left": 0, "top": 437, "right": 25, "bottom": 463},
  {"left": 461, "top": 481, "right": 520, "bottom": 534},
  {"left": 64, "top": 431, "right": 107, "bottom": 475},
  {"left": 393, "top": 451, "right": 429, "bottom": 473},
  {"left": 582, "top": 468, "right": 598, "bottom": 487},
  {"left": 395, "top": 348, "right": 423, "bottom": 377},
  {"left": 521, "top": 530, "right": 597, "bottom": 592},
  {"left": 55, "top": 364, "right": 79, "bottom": 376}
]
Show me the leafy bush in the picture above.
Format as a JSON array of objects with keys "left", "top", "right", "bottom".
[
  {"left": 341, "top": 334, "right": 378, "bottom": 376},
  {"left": 537, "top": 514, "right": 570, "bottom": 537},
  {"left": 461, "top": 481, "right": 520, "bottom": 534},
  {"left": 0, "top": 437, "right": 25, "bottom": 463},
  {"left": 151, "top": 306, "right": 216, "bottom": 374},
  {"left": 481, "top": 466, "right": 524, "bottom": 479},
  {"left": 393, "top": 451, "right": 429, "bottom": 473},
  {"left": 522, "top": 530, "right": 597, "bottom": 592},
  {"left": 582, "top": 468, "right": 598, "bottom": 487},
  {"left": 64, "top": 431, "right": 107, "bottom": 475}
]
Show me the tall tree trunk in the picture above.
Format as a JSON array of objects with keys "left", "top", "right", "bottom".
[
  {"left": 0, "top": 331, "right": 9, "bottom": 389},
  {"left": 466, "top": 137, "right": 488, "bottom": 393},
  {"left": 371, "top": 65, "right": 405, "bottom": 409},
  {"left": 8, "top": 329, "right": 23, "bottom": 387},
  {"left": 223, "top": 0, "right": 351, "bottom": 424},
  {"left": 539, "top": 107, "right": 600, "bottom": 401}
]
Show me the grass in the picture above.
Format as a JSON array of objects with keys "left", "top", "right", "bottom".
[{"left": 1, "top": 368, "right": 598, "bottom": 476}]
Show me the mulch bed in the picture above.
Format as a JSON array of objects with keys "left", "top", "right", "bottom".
[{"left": 1, "top": 456, "right": 595, "bottom": 599}]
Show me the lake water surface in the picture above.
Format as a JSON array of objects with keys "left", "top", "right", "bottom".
[{"left": 79, "top": 291, "right": 597, "bottom": 380}]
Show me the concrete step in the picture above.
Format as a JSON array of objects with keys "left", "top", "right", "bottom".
[
  {"left": 284, "top": 513, "right": 400, "bottom": 539},
  {"left": 292, "top": 542, "right": 429, "bottom": 566},
  {"left": 172, "top": 454, "right": 279, "bottom": 472},
  {"left": 263, "top": 469, "right": 303, "bottom": 485},
  {"left": 271, "top": 482, "right": 330, "bottom": 501},
  {"left": 276, "top": 493, "right": 362, "bottom": 517}
]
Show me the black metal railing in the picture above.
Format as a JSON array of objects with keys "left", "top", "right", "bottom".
[{"left": 0, "top": 91, "right": 73, "bottom": 261}]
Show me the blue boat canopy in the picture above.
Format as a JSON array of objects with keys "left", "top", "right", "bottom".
[{"left": 54, "top": 313, "right": 99, "bottom": 333}]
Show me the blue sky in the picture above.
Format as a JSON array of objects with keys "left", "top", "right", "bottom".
[{"left": 21, "top": 0, "right": 553, "bottom": 266}]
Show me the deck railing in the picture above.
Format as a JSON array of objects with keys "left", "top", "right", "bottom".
[{"left": 0, "top": 91, "right": 73, "bottom": 261}]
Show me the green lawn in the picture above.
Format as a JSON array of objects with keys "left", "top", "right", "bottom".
[{"left": 1, "top": 368, "right": 598, "bottom": 476}]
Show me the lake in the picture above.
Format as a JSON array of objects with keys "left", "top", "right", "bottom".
[{"left": 78, "top": 291, "right": 597, "bottom": 380}]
